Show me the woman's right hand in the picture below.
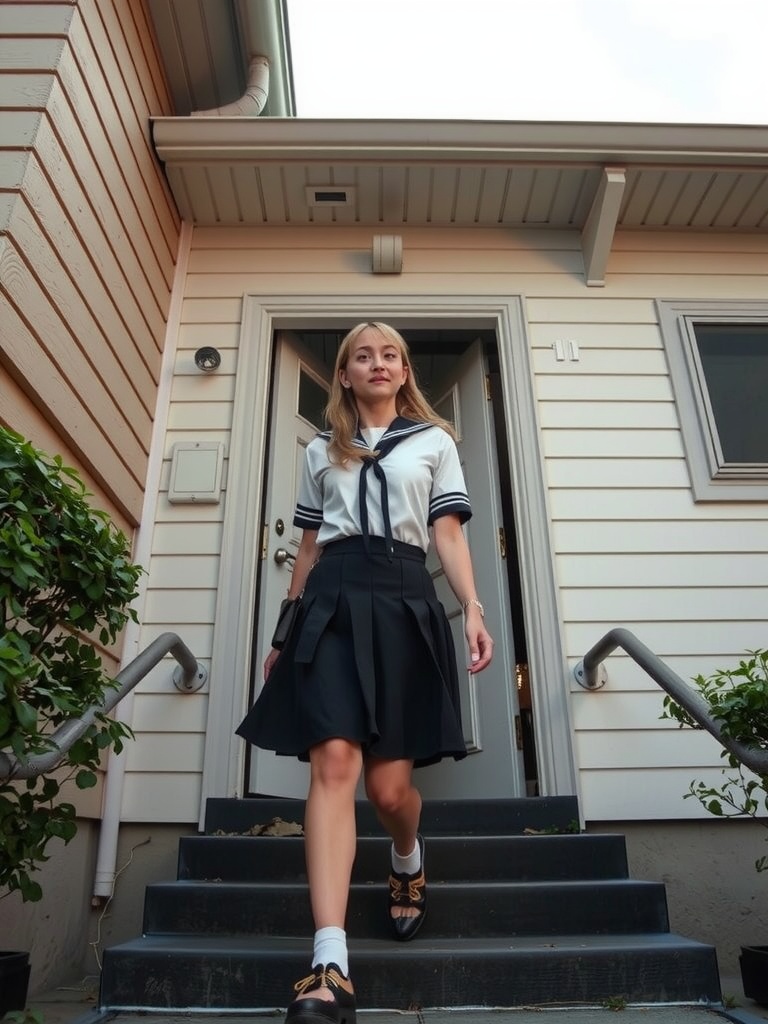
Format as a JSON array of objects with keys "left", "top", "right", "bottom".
[{"left": 264, "top": 647, "right": 281, "bottom": 680}]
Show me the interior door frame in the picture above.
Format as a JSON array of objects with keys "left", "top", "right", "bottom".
[{"left": 198, "top": 294, "right": 577, "bottom": 825}]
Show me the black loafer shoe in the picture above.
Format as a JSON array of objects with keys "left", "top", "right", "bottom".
[
  {"left": 388, "top": 833, "right": 427, "bottom": 942},
  {"left": 285, "top": 963, "right": 356, "bottom": 1024}
]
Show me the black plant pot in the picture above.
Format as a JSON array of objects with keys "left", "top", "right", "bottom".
[
  {"left": 0, "top": 951, "right": 30, "bottom": 1016},
  {"left": 740, "top": 945, "right": 768, "bottom": 1006}
]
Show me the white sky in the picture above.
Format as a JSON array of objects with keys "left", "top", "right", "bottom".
[{"left": 286, "top": 0, "right": 768, "bottom": 124}]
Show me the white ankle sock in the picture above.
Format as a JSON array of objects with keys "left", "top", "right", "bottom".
[
  {"left": 391, "top": 839, "right": 421, "bottom": 876},
  {"left": 312, "top": 926, "right": 348, "bottom": 975}
]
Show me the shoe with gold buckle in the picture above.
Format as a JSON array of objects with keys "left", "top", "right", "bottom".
[
  {"left": 284, "top": 962, "right": 356, "bottom": 1024},
  {"left": 388, "top": 832, "right": 427, "bottom": 941}
]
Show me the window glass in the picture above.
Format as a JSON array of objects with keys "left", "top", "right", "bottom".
[
  {"left": 435, "top": 387, "right": 459, "bottom": 436},
  {"left": 693, "top": 324, "right": 768, "bottom": 464},
  {"left": 656, "top": 300, "right": 768, "bottom": 501},
  {"left": 298, "top": 368, "right": 328, "bottom": 430}
]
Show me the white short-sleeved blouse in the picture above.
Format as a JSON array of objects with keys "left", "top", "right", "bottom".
[{"left": 294, "top": 418, "right": 472, "bottom": 552}]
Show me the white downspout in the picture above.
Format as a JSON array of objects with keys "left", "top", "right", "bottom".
[
  {"left": 191, "top": 55, "right": 270, "bottom": 117},
  {"left": 92, "top": 221, "right": 193, "bottom": 900}
]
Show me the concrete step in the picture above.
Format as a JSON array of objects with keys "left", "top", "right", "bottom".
[
  {"left": 204, "top": 796, "right": 581, "bottom": 837},
  {"left": 100, "top": 932, "right": 721, "bottom": 1011},
  {"left": 143, "top": 878, "right": 669, "bottom": 938},
  {"left": 178, "top": 832, "right": 630, "bottom": 883}
]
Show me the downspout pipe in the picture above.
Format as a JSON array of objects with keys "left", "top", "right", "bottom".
[{"left": 191, "top": 55, "right": 269, "bottom": 117}]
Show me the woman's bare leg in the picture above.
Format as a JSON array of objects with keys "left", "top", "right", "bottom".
[
  {"left": 294, "top": 738, "right": 362, "bottom": 1004},
  {"left": 364, "top": 757, "right": 422, "bottom": 920}
]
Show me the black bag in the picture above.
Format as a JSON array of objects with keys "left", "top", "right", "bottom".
[{"left": 271, "top": 597, "right": 301, "bottom": 650}]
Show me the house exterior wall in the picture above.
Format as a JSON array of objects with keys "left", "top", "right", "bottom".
[
  {"left": 0, "top": 0, "right": 179, "bottom": 527},
  {"left": 127, "top": 223, "right": 768, "bottom": 826}
]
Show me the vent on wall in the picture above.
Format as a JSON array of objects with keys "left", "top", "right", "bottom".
[{"left": 305, "top": 186, "right": 356, "bottom": 207}]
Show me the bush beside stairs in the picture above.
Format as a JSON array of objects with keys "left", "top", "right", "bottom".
[{"left": 100, "top": 796, "right": 721, "bottom": 1012}]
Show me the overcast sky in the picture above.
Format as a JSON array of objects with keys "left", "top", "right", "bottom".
[{"left": 286, "top": 0, "right": 768, "bottom": 124}]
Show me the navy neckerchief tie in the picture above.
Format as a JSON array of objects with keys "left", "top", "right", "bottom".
[{"left": 356, "top": 417, "right": 432, "bottom": 560}]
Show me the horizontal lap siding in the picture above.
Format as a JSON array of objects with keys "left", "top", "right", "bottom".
[
  {"left": 0, "top": 1, "right": 179, "bottom": 817},
  {"left": 124, "top": 300, "right": 235, "bottom": 821},
  {"left": 531, "top": 234, "right": 768, "bottom": 820},
  {"left": 140, "top": 223, "right": 767, "bottom": 823},
  {"left": 0, "top": 1, "right": 179, "bottom": 524}
]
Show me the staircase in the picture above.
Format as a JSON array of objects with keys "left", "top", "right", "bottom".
[{"left": 100, "top": 796, "right": 721, "bottom": 1012}]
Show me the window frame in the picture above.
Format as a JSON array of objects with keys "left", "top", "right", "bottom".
[{"left": 656, "top": 300, "right": 768, "bottom": 502}]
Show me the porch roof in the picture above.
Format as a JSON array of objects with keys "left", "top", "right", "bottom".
[{"left": 147, "top": 2, "right": 768, "bottom": 284}]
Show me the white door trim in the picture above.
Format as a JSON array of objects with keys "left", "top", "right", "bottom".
[{"left": 198, "top": 294, "right": 577, "bottom": 825}]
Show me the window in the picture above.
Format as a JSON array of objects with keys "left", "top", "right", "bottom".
[{"left": 657, "top": 301, "right": 768, "bottom": 501}]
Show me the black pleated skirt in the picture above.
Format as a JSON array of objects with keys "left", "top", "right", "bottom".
[{"left": 236, "top": 536, "right": 467, "bottom": 767}]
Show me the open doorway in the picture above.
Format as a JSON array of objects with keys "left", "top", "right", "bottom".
[{"left": 247, "top": 325, "right": 540, "bottom": 798}]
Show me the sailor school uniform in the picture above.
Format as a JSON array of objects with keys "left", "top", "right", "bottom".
[{"left": 236, "top": 417, "right": 472, "bottom": 767}]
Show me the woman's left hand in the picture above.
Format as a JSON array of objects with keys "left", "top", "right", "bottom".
[{"left": 464, "top": 607, "right": 493, "bottom": 673}]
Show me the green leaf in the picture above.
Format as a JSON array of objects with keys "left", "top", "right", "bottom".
[
  {"left": 11, "top": 698, "right": 37, "bottom": 731},
  {"left": 75, "top": 769, "right": 98, "bottom": 789}
]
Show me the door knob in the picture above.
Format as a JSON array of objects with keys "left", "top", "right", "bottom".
[{"left": 274, "top": 548, "right": 296, "bottom": 566}]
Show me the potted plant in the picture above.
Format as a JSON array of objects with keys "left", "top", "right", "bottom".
[
  {"left": 0, "top": 427, "right": 143, "bottom": 1014},
  {"left": 662, "top": 650, "right": 768, "bottom": 1006}
]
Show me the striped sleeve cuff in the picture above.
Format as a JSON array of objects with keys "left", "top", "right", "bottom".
[
  {"left": 294, "top": 503, "right": 323, "bottom": 529},
  {"left": 428, "top": 491, "right": 472, "bottom": 525}
]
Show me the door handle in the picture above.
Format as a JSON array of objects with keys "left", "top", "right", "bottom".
[{"left": 274, "top": 548, "right": 296, "bottom": 566}]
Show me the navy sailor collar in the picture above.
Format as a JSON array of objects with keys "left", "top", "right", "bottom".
[
  {"left": 318, "top": 416, "right": 433, "bottom": 455},
  {"left": 318, "top": 417, "right": 435, "bottom": 559}
]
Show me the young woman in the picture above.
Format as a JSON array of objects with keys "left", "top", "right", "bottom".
[{"left": 237, "top": 322, "right": 493, "bottom": 1024}]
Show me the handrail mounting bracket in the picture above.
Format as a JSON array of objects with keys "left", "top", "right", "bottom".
[{"left": 573, "top": 660, "right": 607, "bottom": 690}]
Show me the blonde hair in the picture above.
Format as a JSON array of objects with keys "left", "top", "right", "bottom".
[{"left": 325, "top": 322, "right": 456, "bottom": 464}]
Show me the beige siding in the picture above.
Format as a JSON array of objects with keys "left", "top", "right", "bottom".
[
  {"left": 0, "top": 1, "right": 179, "bottom": 816},
  {"left": 0, "top": 0, "right": 179, "bottom": 524},
  {"left": 130, "top": 223, "right": 768, "bottom": 823}
]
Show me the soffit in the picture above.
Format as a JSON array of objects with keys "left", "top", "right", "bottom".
[{"left": 151, "top": 118, "right": 768, "bottom": 232}]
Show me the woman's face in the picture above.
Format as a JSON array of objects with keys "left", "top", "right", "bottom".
[{"left": 339, "top": 327, "right": 408, "bottom": 404}]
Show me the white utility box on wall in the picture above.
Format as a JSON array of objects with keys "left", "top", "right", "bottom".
[{"left": 168, "top": 441, "right": 225, "bottom": 504}]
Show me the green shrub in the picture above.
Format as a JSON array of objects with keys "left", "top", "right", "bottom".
[
  {"left": 0, "top": 428, "right": 142, "bottom": 901},
  {"left": 662, "top": 651, "right": 768, "bottom": 873}
]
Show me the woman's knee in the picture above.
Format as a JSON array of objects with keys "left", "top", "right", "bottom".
[
  {"left": 365, "top": 773, "right": 412, "bottom": 817},
  {"left": 310, "top": 739, "right": 361, "bottom": 788}
]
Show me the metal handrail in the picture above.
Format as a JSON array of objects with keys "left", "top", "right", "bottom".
[
  {"left": 0, "top": 632, "right": 207, "bottom": 782},
  {"left": 573, "top": 626, "right": 768, "bottom": 777}
]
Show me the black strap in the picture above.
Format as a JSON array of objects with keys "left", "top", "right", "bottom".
[
  {"left": 358, "top": 457, "right": 394, "bottom": 559},
  {"left": 355, "top": 418, "right": 432, "bottom": 561}
]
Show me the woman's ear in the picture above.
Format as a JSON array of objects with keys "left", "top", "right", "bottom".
[{"left": 339, "top": 370, "right": 351, "bottom": 390}]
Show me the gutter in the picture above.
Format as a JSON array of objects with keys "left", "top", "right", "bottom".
[{"left": 151, "top": 117, "right": 768, "bottom": 167}]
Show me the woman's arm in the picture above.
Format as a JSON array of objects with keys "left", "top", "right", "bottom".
[
  {"left": 286, "top": 528, "right": 321, "bottom": 600},
  {"left": 264, "top": 529, "right": 320, "bottom": 679},
  {"left": 432, "top": 514, "right": 493, "bottom": 674}
]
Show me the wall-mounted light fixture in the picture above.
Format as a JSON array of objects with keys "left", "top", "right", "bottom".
[{"left": 194, "top": 346, "right": 221, "bottom": 372}]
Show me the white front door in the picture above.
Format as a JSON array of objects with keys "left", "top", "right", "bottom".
[
  {"left": 417, "top": 340, "right": 525, "bottom": 798},
  {"left": 248, "top": 333, "right": 330, "bottom": 797},
  {"left": 249, "top": 334, "right": 524, "bottom": 799}
]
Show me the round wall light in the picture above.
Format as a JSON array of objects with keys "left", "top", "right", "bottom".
[{"left": 194, "top": 346, "right": 222, "bottom": 372}]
